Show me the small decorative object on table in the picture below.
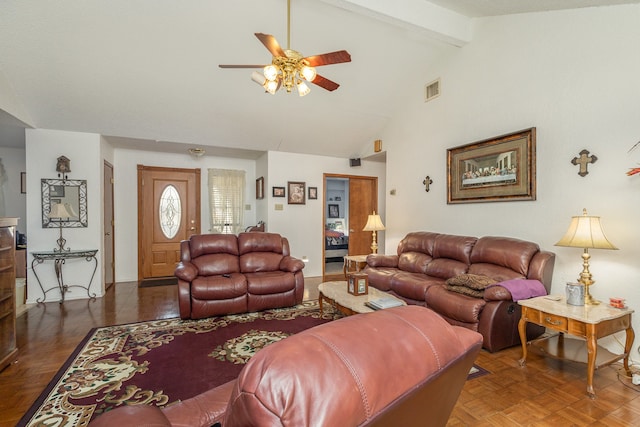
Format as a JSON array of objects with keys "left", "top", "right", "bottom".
[
  {"left": 565, "top": 282, "right": 584, "bottom": 306},
  {"left": 348, "top": 273, "right": 368, "bottom": 296},
  {"left": 609, "top": 297, "right": 626, "bottom": 309}
]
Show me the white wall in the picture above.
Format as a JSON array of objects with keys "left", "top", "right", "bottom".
[
  {"left": 266, "top": 151, "right": 386, "bottom": 277},
  {"left": 25, "top": 129, "right": 103, "bottom": 302},
  {"left": 0, "top": 146, "right": 26, "bottom": 232},
  {"left": 112, "top": 148, "right": 257, "bottom": 282},
  {"left": 380, "top": 5, "right": 640, "bottom": 359}
]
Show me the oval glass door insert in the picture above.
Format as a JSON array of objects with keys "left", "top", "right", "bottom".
[{"left": 159, "top": 184, "right": 181, "bottom": 239}]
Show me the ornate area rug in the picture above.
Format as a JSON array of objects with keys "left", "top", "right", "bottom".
[
  {"left": 18, "top": 300, "right": 341, "bottom": 427},
  {"left": 19, "top": 300, "right": 489, "bottom": 426}
]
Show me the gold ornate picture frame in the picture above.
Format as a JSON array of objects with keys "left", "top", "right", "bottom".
[{"left": 447, "top": 128, "right": 536, "bottom": 204}]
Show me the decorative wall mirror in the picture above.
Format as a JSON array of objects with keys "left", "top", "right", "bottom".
[{"left": 41, "top": 178, "right": 88, "bottom": 228}]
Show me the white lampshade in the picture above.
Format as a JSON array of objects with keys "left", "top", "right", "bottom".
[
  {"left": 363, "top": 212, "right": 385, "bottom": 232},
  {"left": 263, "top": 65, "right": 278, "bottom": 81},
  {"left": 300, "top": 65, "right": 316, "bottom": 82},
  {"left": 297, "top": 81, "right": 310, "bottom": 97},
  {"left": 49, "top": 203, "right": 72, "bottom": 219},
  {"left": 265, "top": 80, "right": 279, "bottom": 95},
  {"left": 555, "top": 208, "right": 617, "bottom": 250}
]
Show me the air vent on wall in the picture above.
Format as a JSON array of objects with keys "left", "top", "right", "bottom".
[{"left": 424, "top": 78, "right": 440, "bottom": 102}]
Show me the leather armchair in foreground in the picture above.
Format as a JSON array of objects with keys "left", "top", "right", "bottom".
[{"left": 90, "top": 305, "right": 483, "bottom": 427}]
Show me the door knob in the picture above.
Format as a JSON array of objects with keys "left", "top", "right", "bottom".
[
  {"left": 189, "top": 227, "right": 196, "bottom": 231},
  {"left": 349, "top": 229, "right": 355, "bottom": 232}
]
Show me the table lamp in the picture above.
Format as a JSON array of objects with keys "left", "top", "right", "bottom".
[
  {"left": 363, "top": 211, "right": 385, "bottom": 254},
  {"left": 554, "top": 208, "right": 618, "bottom": 305},
  {"left": 49, "top": 203, "right": 72, "bottom": 252}
]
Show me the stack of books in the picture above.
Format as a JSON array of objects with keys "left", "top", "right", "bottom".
[{"left": 365, "top": 297, "right": 404, "bottom": 310}]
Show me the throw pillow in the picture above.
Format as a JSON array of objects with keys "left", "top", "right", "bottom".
[{"left": 446, "top": 273, "right": 497, "bottom": 290}]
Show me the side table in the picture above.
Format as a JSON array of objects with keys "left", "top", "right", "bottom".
[
  {"left": 518, "top": 295, "right": 634, "bottom": 398},
  {"left": 343, "top": 254, "right": 368, "bottom": 279},
  {"left": 31, "top": 249, "right": 99, "bottom": 303}
]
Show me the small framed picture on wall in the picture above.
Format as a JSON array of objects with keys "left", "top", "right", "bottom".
[
  {"left": 308, "top": 187, "right": 317, "bottom": 200},
  {"left": 328, "top": 204, "right": 339, "bottom": 218},
  {"left": 288, "top": 181, "right": 306, "bottom": 205}
]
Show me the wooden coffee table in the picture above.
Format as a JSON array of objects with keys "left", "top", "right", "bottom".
[{"left": 318, "top": 281, "right": 406, "bottom": 316}]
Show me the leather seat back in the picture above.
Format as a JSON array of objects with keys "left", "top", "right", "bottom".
[{"left": 223, "top": 306, "right": 483, "bottom": 427}]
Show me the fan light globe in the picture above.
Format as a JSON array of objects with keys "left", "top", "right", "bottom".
[
  {"left": 263, "top": 65, "right": 278, "bottom": 81},
  {"left": 265, "top": 80, "right": 279, "bottom": 94},
  {"left": 297, "top": 81, "right": 310, "bottom": 97},
  {"left": 300, "top": 65, "right": 316, "bottom": 82}
]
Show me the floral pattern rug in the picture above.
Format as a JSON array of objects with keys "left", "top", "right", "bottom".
[{"left": 19, "top": 300, "right": 341, "bottom": 427}]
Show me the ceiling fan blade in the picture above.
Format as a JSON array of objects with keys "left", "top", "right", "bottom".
[
  {"left": 311, "top": 74, "right": 340, "bottom": 92},
  {"left": 255, "top": 33, "right": 286, "bottom": 58},
  {"left": 304, "top": 50, "right": 351, "bottom": 67},
  {"left": 219, "top": 65, "right": 266, "bottom": 69}
]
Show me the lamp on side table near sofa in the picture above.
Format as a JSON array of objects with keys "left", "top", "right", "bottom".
[
  {"left": 554, "top": 208, "right": 618, "bottom": 305},
  {"left": 363, "top": 211, "right": 385, "bottom": 254}
]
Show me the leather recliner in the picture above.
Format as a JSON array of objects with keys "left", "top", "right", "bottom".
[
  {"left": 89, "top": 305, "right": 483, "bottom": 427},
  {"left": 175, "top": 232, "right": 305, "bottom": 319}
]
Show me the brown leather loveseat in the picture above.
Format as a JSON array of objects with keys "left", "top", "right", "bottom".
[
  {"left": 89, "top": 305, "right": 483, "bottom": 427},
  {"left": 364, "top": 232, "right": 555, "bottom": 352},
  {"left": 175, "top": 232, "right": 305, "bottom": 319}
]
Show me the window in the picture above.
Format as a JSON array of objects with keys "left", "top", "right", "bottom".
[{"left": 208, "top": 169, "right": 245, "bottom": 234}]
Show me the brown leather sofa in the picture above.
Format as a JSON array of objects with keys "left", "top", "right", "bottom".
[
  {"left": 89, "top": 305, "right": 483, "bottom": 427},
  {"left": 175, "top": 232, "right": 305, "bottom": 319},
  {"left": 364, "top": 232, "right": 556, "bottom": 352}
]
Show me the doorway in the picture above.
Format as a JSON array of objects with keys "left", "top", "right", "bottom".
[
  {"left": 137, "top": 165, "right": 201, "bottom": 281},
  {"left": 103, "top": 161, "right": 114, "bottom": 290},
  {"left": 323, "top": 174, "right": 377, "bottom": 281}
]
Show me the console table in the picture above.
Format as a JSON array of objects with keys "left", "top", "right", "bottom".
[
  {"left": 518, "top": 295, "right": 634, "bottom": 398},
  {"left": 31, "top": 249, "right": 98, "bottom": 303}
]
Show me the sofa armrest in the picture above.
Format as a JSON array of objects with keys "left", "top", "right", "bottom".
[
  {"left": 483, "top": 285, "right": 512, "bottom": 301},
  {"left": 175, "top": 261, "right": 198, "bottom": 282},
  {"left": 366, "top": 254, "right": 399, "bottom": 268},
  {"left": 279, "top": 256, "right": 305, "bottom": 273}
]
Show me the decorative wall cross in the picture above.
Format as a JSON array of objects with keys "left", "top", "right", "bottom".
[
  {"left": 571, "top": 149, "right": 597, "bottom": 177},
  {"left": 423, "top": 176, "right": 433, "bottom": 192}
]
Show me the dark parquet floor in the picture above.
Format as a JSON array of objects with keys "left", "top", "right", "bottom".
[{"left": 1, "top": 281, "right": 639, "bottom": 426}]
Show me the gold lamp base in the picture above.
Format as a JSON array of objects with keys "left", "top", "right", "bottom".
[{"left": 578, "top": 248, "right": 599, "bottom": 305}]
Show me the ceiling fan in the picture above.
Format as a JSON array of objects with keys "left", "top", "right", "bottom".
[{"left": 218, "top": 0, "right": 351, "bottom": 96}]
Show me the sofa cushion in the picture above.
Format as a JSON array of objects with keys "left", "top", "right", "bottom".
[
  {"left": 467, "top": 263, "right": 525, "bottom": 283},
  {"left": 191, "top": 274, "right": 247, "bottom": 299},
  {"left": 190, "top": 234, "right": 239, "bottom": 258},
  {"left": 245, "top": 271, "right": 296, "bottom": 294},
  {"left": 397, "top": 231, "right": 438, "bottom": 256},
  {"left": 238, "top": 232, "right": 283, "bottom": 255},
  {"left": 391, "top": 273, "right": 444, "bottom": 301},
  {"left": 427, "top": 285, "right": 486, "bottom": 324},
  {"left": 363, "top": 266, "right": 396, "bottom": 291},
  {"left": 432, "top": 234, "right": 476, "bottom": 264},
  {"left": 398, "top": 252, "right": 432, "bottom": 274},
  {"left": 470, "top": 236, "right": 539, "bottom": 276},
  {"left": 193, "top": 253, "right": 240, "bottom": 276},
  {"left": 424, "top": 259, "right": 469, "bottom": 280},
  {"left": 240, "top": 253, "right": 283, "bottom": 273}
]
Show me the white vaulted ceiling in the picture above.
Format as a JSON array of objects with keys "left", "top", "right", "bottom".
[{"left": 0, "top": 0, "right": 637, "bottom": 158}]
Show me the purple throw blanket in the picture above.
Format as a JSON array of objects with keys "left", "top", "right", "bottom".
[{"left": 488, "top": 279, "right": 547, "bottom": 301}]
